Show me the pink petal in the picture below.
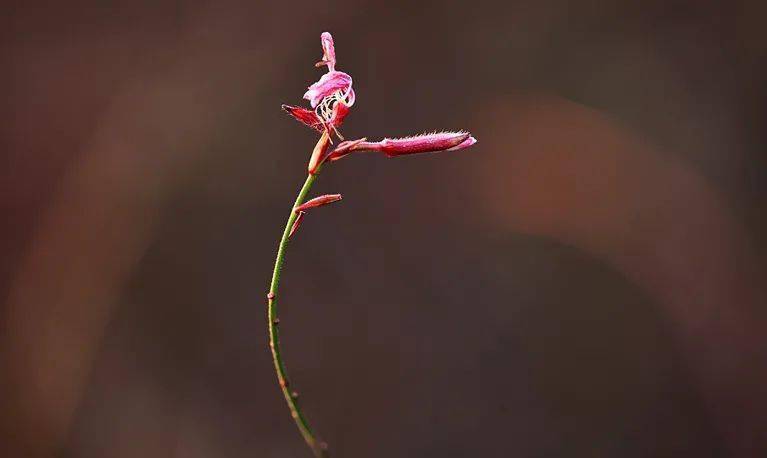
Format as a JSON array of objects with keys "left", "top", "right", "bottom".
[
  {"left": 446, "top": 135, "right": 477, "bottom": 151},
  {"left": 303, "top": 71, "right": 353, "bottom": 108},
  {"left": 328, "top": 101, "right": 351, "bottom": 129},
  {"left": 316, "top": 32, "right": 336, "bottom": 72},
  {"left": 344, "top": 87, "right": 355, "bottom": 107}
]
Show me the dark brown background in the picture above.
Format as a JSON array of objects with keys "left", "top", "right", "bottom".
[{"left": 2, "top": 1, "right": 766, "bottom": 457}]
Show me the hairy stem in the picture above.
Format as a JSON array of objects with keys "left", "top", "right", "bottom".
[{"left": 267, "top": 163, "right": 328, "bottom": 457}]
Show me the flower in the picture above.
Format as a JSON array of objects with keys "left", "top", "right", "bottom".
[
  {"left": 281, "top": 32, "right": 476, "bottom": 175},
  {"left": 272, "top": 31, "right": 478, "bottom": 458},
  {"left": 283, "top": 32, "right": 355, "bottom": 140},
  {"left": 327, "top": 131, "right": 477, "bottom": 161}
]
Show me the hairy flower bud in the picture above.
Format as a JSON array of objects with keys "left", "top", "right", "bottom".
[{"left": 328, "top": 131, "right": 476, "bottom": 161}]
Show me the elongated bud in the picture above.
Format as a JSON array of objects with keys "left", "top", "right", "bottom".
[
  {"left": 327, "top": 131, "right": 476, "bottom": 161},
  {"left": 289, "top": 211, "right": 305, "bottom": 238},
  {"left": 377, "top": 131, "right": 471, "bottom": 156},
  {"left": 307, "top": 130, "right": 331, "bottom": 174},
  {"left": 294, "top": 194, "right": 342, "bottom": 212}
]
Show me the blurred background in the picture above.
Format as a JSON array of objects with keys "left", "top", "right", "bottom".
[{"left": 2, "top": 1, "right": 766, "bottom": 457}]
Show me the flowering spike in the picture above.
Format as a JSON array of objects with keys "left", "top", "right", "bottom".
[
  {"left": 289, "top": 211, "right": 305, "bottom": 238},
  {"left": 294, "top": 194, "right": 343, "bottom": 212},
  {"left": 282, "top": 104, "right": 323, "bottom": 132}
]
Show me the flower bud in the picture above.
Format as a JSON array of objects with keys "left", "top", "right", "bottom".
[
  {"left": 289, "top": 211, "right": 305, "bottom": 238},
  {"left": 307, "top": 131, "right": 331, "bottom": 174},
  {"left": 294, "top": 194, "right": 343, "bottom": 212},
  {"left": 327, "top": 131, "right": 476, "bottom": 161}
]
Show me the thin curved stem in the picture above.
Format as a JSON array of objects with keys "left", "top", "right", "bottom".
[{"left": 267, "top": 165, "right": 328, "bottom": 457}]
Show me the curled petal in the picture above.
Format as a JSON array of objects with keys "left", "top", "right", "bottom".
[
  {"left": 282, "top": 104, "right": 323, "bottom": 132},
  {"left": 294, "top": 194, "right": 343, "bottom": 212},
  {"left": 315, "top": 32, "right": 336, "bottom": 72},
  {"left": 446, "top": 135, "right": 477, "bottom": 151},
  {"left": 303, "top": 71, "right": 353, "bottom": 108},
  {"left": 344, "top": 87, "right": 355, "bottom": 107}
]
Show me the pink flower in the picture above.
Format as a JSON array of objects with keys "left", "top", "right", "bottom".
[
  {"left": 327, "top": 131, "right": 477, "bottom": 161},
  {"left": 283, "top": 32, "right": 354, "bottom": 140},
  {"left": 281, "top": 32, "right": 476, "bottom": 175}
]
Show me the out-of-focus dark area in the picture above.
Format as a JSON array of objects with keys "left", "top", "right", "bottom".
[{"left": 2, "top": 1, "right": 766, "bottom": 456}]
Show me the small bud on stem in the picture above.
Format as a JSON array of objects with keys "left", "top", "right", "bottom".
[
  {"left": 294, "top": 194, "right": 343, "bottom": 212},
  {"left": 308, "top": 131, "right": 331, "bottom": 174},
  {"left": 289, "top": 211, "right": 305, "bottom": 239}
]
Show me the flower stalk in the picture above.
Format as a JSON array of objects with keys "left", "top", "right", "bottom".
[
  {"left": 267, "top": 159, "right": 328, "bottom": 457},
  {"left": 265, "top": 31, "right": 476, "bottom": 456}
]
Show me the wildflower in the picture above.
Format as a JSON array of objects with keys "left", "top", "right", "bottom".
[
  {"left": 283, "top": 32, "right": 355, "bottom": 142},
  {"left": 270, "top": 31, "right": 478, "bottom": 458},
  {"left": 282, "top": 32, "right": 476, "bottom": 174}
]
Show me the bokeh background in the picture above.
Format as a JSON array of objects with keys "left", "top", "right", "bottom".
[{"left": 2, "top": 1, "right": 766, "bottom": 457}]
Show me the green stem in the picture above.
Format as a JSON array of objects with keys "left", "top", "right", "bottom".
[{"left": 267, "top": 167, "right": 328, "bottom": 457}]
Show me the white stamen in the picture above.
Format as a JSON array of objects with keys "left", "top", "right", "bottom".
[{"left": 315, "top": 90, "right": 353, "bottom": 123}]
